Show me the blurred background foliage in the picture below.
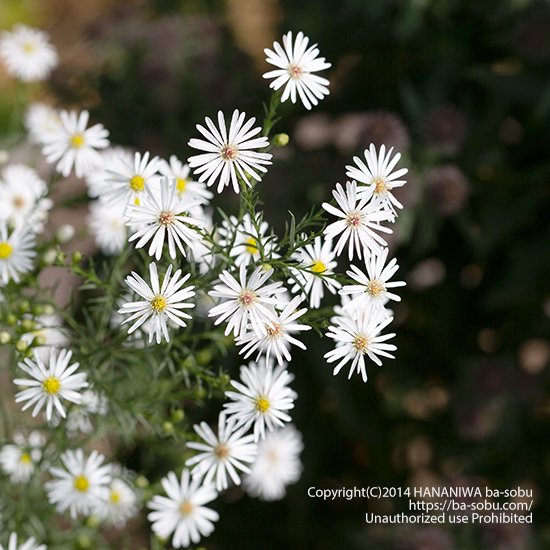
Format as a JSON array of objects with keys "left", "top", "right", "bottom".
[{"left": 1, "top": 0, "right": 549, "bottom": 548}]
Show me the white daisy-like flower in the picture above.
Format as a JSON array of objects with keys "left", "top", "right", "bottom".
[
  {"left": 41, "top": 110, "right": 109, "bottom": 178},
  {"left": 118, "top": 263, "right": 195, "bottom": 344},
  {"left": 188, "top": 110, "right": 272, "bottom": 194},
  {"left": 0, "top": 24, "right": 58, "bottom": 82},
  {"left": 95, "top": 478, "right": 139, "bottom": 528},
  {"left": 218, "top": 213, "right": 279, "bottom": 268},
  {"left": 0, "top": 533, "right": 46, "bottom": 550},
  {"left": 289, "top": 236, "right": 341, "bottom": 309},
  {"left": 346, "top": 143, "right": 408, "bottom": 216},
  {"left": 125, "top": 177, "right": 205, "bottom": 260},
  {"left": 224, "top": 359, "right": 296, "bottom": 441},
  {"left": 236, "top": 296, "right": 311, "bottom": 365},
  {"left": 186, "top": 412, "right": 258, "bottom": 491},
  {"left": 104, "top": 151, "right": 161, "bottom": 206},
  {"left": 263, "top": 31, "right": 331, "bottom": 110},
  {"left": 208, "top": 265, "right": 284, "bottom": 338},
  {"left": 24, "top": 102, "right": 62, "bottom": 144},
  {"left": 0, "top": 164, "right": 52, "bottom": 231},
  {"left": 13, "top": 348, "right": 88, "bottom": 421},
  {"left": 340, "top": 247, "right": 405, "bottom": 313},
  {"left": 0, "top": 223, "right": 36, "bottom": 285},
  {"left": 324, "top": 306, "right": 396, "bottom": 382},
  {"left": 147, "top": 469, "right": 219, "bottom": 549},
  {"left": 322, "top": 181, "right": 393, "bottom": 261},
  {"left": 46, "top": 449, "right": 112, "bottom": 519},
  {"left": 243, "top": 424, "right": 303, "bottom": 501},
  {"left": 88, "top": 200, "right": 128, "bottom": 255},
  {"left": 0, "top": 431, "right": 45, "bottom": 483},
  {"left": 159, "top": 155, "right": 213, "bottom": 205}
]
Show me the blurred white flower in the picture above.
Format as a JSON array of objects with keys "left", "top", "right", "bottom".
[{"left": 0, "top": 223, "right": 35, "bottom": 286}]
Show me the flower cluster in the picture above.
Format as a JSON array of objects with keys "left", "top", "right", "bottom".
[{"left": 0, "top": 23, "right": 408, "bottom": 549}]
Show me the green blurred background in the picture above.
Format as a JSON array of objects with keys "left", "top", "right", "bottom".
[{"left": 1, "top": 0, "right": 549, "bottom": 548}]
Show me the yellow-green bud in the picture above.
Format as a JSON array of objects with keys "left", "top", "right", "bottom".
[
  {"left": 195, "top": 349, "right": 212, "bottom": 365},
  {"left": 76, "top": 534, "right": 91, "bottom": 549},
  {"left": 21, "top": 319, "right": 35, "bottom": 331},
  {"left": 162, "top": 421, "right": 174, "bottom": 435},
  {"left": 72, "top": 251, "right": 83, "bottom": 264},
  {"left": 6, "top": 314, "right": 17, "bottom": 326},
  {"left": 43, "top": 304, "right": 55, "bottom": 316},
  {"left": 32, "top": 304, "right": 45, "bottom": 316},
  {"left": 0, "top": 332, "right": 10, "bottom": 344},
  {"left": 34, "top": 334, "right": 47, "bottom": 346},
  {"left": 56, "top": 251, "right": 66, "bottom": 264},
  {"left": 86, "top": 515, "right": 100, "bottom": 528},
  {"left": 135, "top": 475, "right": 149, "bottom": 488},
  {"left": 15, "top": 340, "right": 28, "bottom": 352},
  {"left": 18, "top": 300, "right": 30, "bottom": 313},
  {"left": 261, "top": 262, "right": 272, "bottom": 271},
  {"left": 56, "top": 224, "right": 75, "bottom": 243},
  {"left": 273, "top": 133, "right": 289, "bottom": 147},
  {"left": 171, "top": 408, "right": 185, "bottom": 423}
]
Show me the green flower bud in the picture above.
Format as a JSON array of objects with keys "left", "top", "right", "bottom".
[
  {"left": 6, "top": 314, "right": 17, "bottom": 326},
  {"left": 21, "top": 318, "right": 35, "bottom": 331},
  {"left": 273, "top": 133, "right": 289, "bottom": 147},
  {"left": 162, "top": 421, "right": 174, "bottom": 435},
  {"left": 135, "top": 475, "right": 149, "bottom": 489},
  {"left": 15, "top": 339, "right": 28, "bottom": 352},
  {"left": 43, "top": 304, "right": 55, "bottom": 316},
  {"left": 34, "top": 334, "right": 47, "bottom": 346},
  {"left": 56, "top": 224, "right": 75, "bottom": 243},
  {"left": 42, "top": 249, "right": 57, "bottom": 265},
  {"left": 0, "top": 332, "right": 10, "bottom": 344},
  {"left": 171, "top": 408, "right": 185, "bottom": 423},
  {"left": 86, "top": 515, "right": 100, "bottom": 528},
  {"left": 72, "top": 251, "right": 83, "bottom": 264}
]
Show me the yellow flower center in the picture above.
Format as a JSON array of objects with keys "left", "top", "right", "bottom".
[
  {"left": 70, "top": 134, "right": 85, "bottom": 149},
  {"left": 176, "top": 178, "right": 187, "bottom": 192},
  {"left": 353, "top": 335, "right": 369, "bottom": 353},
  {"left": 366, "top": 279, "right": 385, "bottom": 297},
  {"left": 158, "top": 210, "right": 175, "bottom": 226},
  {"left": 180, "top": 500, "right": 194, "bottom": 517},
  {"left": 311, "top": 260, "right": 326, "bottom": 274},
  {"left": 129, "top": 175, "right": 145, "bottom": 192},
  {"left": 245, "top": 237, "right": 258, "bottom": 254},
  {"left": 255, "top": 396, "right": 270, "bottom": 413},
  {"left": 214, "top": 443, "right": 230, "bottom": 459},
  {"left": 345, "top": 212, "right": 362, "bottom": 229},
  {"left": 0, "top": 242, "right": 13, "bottom": 259},
  {"left": 220, "top": 144, "right": 238, "bottom": 160},
  {"left": 42, "top": 376, "right": 61, "bottom": 395},
  {"left": 372, "top": 176, "right": 388, "bottom": 195},
  {"left": 150, "top": 295, "right": 167, "bottom": 313},
  {"left": 110, "top": 490, "right": 121, "bottom": 504},
  {"left": 20, "top": 453, "right": 32, "bottom": 464},
  {"left": 74, "top": 475, "right": 89, "bottom": 492},
  {"left": 22, "top": 41, "right": 36, "bottom": 53}
]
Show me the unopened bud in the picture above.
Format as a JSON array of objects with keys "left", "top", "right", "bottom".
[
  {"left": 171, "top": 408, "right": 185, "bottom": 423},
  {"left": 273, "top": 133, "right": 289, "bottom": 147},
  {"left": 21, "top": 318, "right": 35, "bottom": 331},
  {"left": 42, "top": 249, "right": 57, "bottom": 265},
  {"left": 34, "top": 334, "right": 47, "bottom": 346},
  {"left": 0, "top": 332, "right": 10, "bottom": 344},
  {"left": 135, "top": 475, "right": 149, "bottom": 488},
  {"left": 162, "top": 421, "right": 174, "bottom": 435},
  {"left": 15, "top": 340, "right": 28, "bottom": 352},
  {"left": 72, "top": 251, "right": 83, "bottom": 264},
  {"left": 56, "top": 224, "right": 75, "bottom": 243}
]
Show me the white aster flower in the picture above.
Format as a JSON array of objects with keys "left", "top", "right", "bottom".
[
  {"left": 186, "top": 412, "right": 258, "bottom": 491},
  {"left": 88, "top": 200, "right": 128, "bottom": 255},
  {"left": 218, "top": 213, "right": 279, "bottom": 267},
  {"left": 0, "top": 533, "right": 46, "bottom": 550},
  {"left": 118, "top": 263, "right": 195, "bottom": 344},
  {"left": 346, "top": 143, "right": 408, "bottom": 216},
  {"left": 263, "top": 31, "right": 331, "bottom": 110},
  {"left": 208, "top": 265, "right": 284, "bottom": 338},
  {"left": 324, "top": 306, "right": 396, "bottom": 382},
  {"left": 0, "top": 431, "right": 45, "bottom": 483},
  {"left": 125, "top": 176, "right": 205, "bottom": 260},
  {"left": 244, "top": 424, "right": 303, "bottom": 501},
  {"left": 0, "top": 24, "right": 58, "bottom": 82},
  {"left": 236, "top": 296, "right": 311, "bottom": 365},
  {"left": 96, "top": 478, "right": 139, "bottom": 528},
  {"left": 322, "top": 181, "right": 393, "bottom": 261},
  {"left": 42, "top": 110, "right": 109, "bottom": 178},
  {"left": 147, "top": 469, "right": 219, "bottom": 549},
  {"left": 289, "top": 236, "right": 341, "bottom": 309},
  {"left": 0, "top": 164, "right": 52, "bottom": 232},
  {"left": 14, "top": 348, "right": 88, "bottom": 421},
  {"left": 104, "top": 151, "right": 161, "bottom": 206},
  {"left": 0, "top": 223, "right": 36, "bottom": 285},
  {"left": 224, "top": 359, "right": 296, "bottom": 441},
  {"left": 159, "top": 155, "right": 213, "bottom": 205},
  {"left": 24, "top": 102, "right": 62, "bottom": 144},
  {"left": 340, "top": 247, "right": 405, "bottom": 313},
  {"left": 188, "top": 110, "right": 272, "bottom": 194},
  {"left": 46, "top": 449, "right": 111, "bottom": 519}
]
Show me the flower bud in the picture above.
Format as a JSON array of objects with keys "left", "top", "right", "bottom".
[
  {"left": 0, "top": 332, "right": 10, "bottom": 344},
  {"left": 42, "top": 249, "right": 57, "bottom": 265},
  {"left": 56, "top": 224, "right": 75, "bottom": 243},
  {"left": 135, "top": 475, "right": 149, "bottom": 488},
  {"left": 15, "top": 340, "right": 28, "bottom": 352},
  {"left": 171, "top": 408, "right": 185, "bottom": 423},
  {"left": 72, "top": 251, "right": 83, "bottom": 264},
  {"left": 273, "top": 133, "right": 289, "bottom": 147}
]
